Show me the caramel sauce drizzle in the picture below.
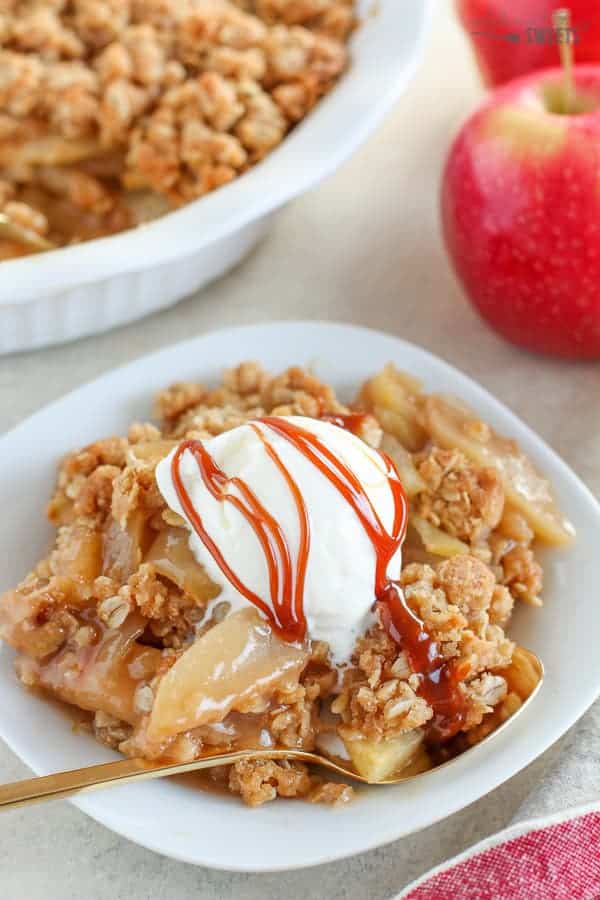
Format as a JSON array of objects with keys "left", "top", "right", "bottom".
[
  {"left": 318, "top": 411, "right": 369, "bottom": 436},
  {"left": 171, "top": 416, "right": 467, "bottom": 740},
  {"left": 171, "top": 437, "right": 305, "bottom": 642},
  {"left": 376, "top": 587, "right": 468, "bottom": 742}
]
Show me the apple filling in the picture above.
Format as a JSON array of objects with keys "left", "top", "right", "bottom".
[
  {"left": 147, "top": 608, "right": 308, "bottom": 743},
  {"left": 0, "top": 362, "right": 565, "bottom": 805}
]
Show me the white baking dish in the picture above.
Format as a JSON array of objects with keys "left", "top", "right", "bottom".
[{"left": 0, "top": 1, "right": 432, "bottom": 354}]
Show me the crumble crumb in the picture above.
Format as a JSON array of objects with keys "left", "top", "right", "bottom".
[
  {"left": 415, "top": 447, "right": 505, "bottom": 545},
  {"left": 228, "top": 758, "right": 312, "bottom": 805}
]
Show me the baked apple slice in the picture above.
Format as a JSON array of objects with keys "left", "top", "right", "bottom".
[
  {"left": 15, "top": 614, "right": 162, "bottom": 724},
  {"left": 147, "top": 607, "right": 308, "bottom": 742},
  {"left": 380, "top": 435, "right": 427, "bottom": 498},
  {"left": 341, "top": 729, "right": 428, "bottom": 783},
  {"left": 409, "top": 515, "right": 470, "bottom": 558},
  {"left": 357, "top": 365, "right": 428, "bottom": 452},
  {"left": 422, "top": 395, "right": 574, "bottom": 545},
  {"left": 145, "top": 526, "right": 220, "bottom": 606}
]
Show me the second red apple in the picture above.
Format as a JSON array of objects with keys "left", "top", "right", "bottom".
[
  {"left": 457, "top": 0, "right": 600, "bottom": 86},
  {"left": 442, "top": 65, "right": 600, "bottom": 358}
]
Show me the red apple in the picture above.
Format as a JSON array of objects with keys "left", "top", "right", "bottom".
[
  {"left": 441, "top": 65, "right": 600, "bottom": 359},
  {"left": 457, "top": 0, "right": 600, "bottom": 86}
]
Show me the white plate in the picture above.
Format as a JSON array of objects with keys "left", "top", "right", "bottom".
[
  {"left": 0, "top": 0, "right": 432, "bottom": 354},
  {"left": 1, "top": 321, "right": 599, "bottom": 872}
]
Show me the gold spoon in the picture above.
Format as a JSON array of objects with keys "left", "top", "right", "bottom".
[
  {"left": 0, "top": 648, "right": 543, "bottom": 810},
  {"left": 0, "top": 213, "right": 56, "bottom": 253}
]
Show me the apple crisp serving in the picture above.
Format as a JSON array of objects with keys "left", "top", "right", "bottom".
[
  {"left": 0, "top": 363, "right": 572, "bottom": 806},
  {"left": 0, "top": 0, "right": 356, "bottom": 258}
]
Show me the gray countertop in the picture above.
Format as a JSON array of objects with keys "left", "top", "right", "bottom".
[{"left": 1, "top": 7, "right": 599, "bottom": 899}]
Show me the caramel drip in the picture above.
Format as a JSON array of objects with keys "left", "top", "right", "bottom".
[
  {"left": 318, "top": 411, "right": 369, "bottom": 436},
  {"left": 377, "top": 586, "right": 468, "bottom": 742}
]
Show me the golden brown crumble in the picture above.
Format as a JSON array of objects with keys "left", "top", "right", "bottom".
[
  {"left": 415, "top": 447, "right": 505, "bottom": 546},
  {"left": 156, "top": 363, "right": 366, "bottom": 445},
  {"left": 228, "top": 758, "right": 311, "bottom": 805},
  {"left": 154, "top": 380, "right": 209, "bottom": 425},
  {"left": 125, "top": 563, "right": 218, "bottom": 648},
  {"left": 499, "top": 545, "right": 543, "bottom": 607},
  {"left": 0, "top": 362, "right": 560, "bottom": 806},
  {"left": 228, "top": 756, "right": 353, "bottom": 807},
  {"left": 0, "top": 0, "right": 355, "bottom": 255},
  {"left": 308, "top": 780, "right": 353, "bottom": 805},
  {"left": 111, "top": 461, "right": 165, "bottom": 527},
  {"left": 93, "top": 710, "right": 132, "bottom": 749}
]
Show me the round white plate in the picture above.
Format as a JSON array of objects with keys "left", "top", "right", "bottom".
[{"left": 1, "top": 322, "right": 599, "bottom": 871}]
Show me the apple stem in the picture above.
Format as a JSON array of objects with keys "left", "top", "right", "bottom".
[{"left": 553, "top": 8, "right": 575, "bottom": 114}]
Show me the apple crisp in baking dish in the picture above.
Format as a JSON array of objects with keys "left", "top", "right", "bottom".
[{"left": 0, "top": 1, "right": 356, "bottom": 258}]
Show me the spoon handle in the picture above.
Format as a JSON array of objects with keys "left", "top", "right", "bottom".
[
  {"left": 0, "top": 755, "right": 224, "bottom": 810},
  {"left": 0, "top": 749, "right": 334, "bottom": 810}
]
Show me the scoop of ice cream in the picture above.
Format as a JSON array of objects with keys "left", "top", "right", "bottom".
[{"left": 156, "top": 416, "right": 403, "bottom": 665}]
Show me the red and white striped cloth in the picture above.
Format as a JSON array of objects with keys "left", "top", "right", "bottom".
[{"left": 397, "top": 802, "right": 600, "bottom": 899}]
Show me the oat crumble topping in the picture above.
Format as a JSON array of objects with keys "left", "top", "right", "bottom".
[{"left": 0, "top": 0, "right": 356, "bottom": 256}]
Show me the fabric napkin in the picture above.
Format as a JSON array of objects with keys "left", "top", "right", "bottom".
[{"left": 396, "top": 702, "right": 600, "bottom": 899}]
